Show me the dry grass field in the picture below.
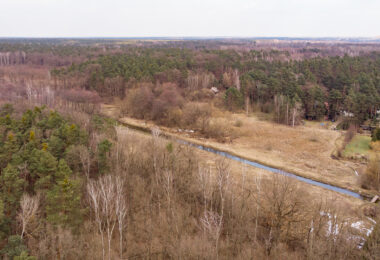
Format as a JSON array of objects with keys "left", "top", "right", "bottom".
[
  {"left": 212, "top": 113, "right": 364, "bottom": 192},
  {"left": 110, "top": 119, "right": 362, "bottom": 194}
]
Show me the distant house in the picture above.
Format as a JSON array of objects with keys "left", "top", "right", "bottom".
[
  {"left": 211, "top": 87, "right": 219, "bottom": 94},
  {"left": 342, "top": 111, "right": 354, "bottom": 118}
]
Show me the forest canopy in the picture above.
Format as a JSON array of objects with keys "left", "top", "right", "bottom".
[{"left": 51, "top": 48, "right": 380, "bottom": 125}]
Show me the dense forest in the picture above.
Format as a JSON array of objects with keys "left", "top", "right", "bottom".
[
  {"left": 51, "top": 48, "right": 380, "bottom": 127},
  {"left": 1, "top": 39, "right": 379, "bottom": 128}
]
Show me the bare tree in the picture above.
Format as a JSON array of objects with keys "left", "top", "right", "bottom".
[
  {"left": 186, "top": 72, "right": 215, "bottom": 90},
  {"left": 292, "top": 101, "right": 302, "bottom": 127},
  {"left": 215, "top": 160, "right": 230, "bottom": 218},
  {"left": 87, "top": 180, "right": 105, "bottom": 260},
  {"left": 18, "top": 193, "right": 39, "bottom": 238},
  {"left": 151, "top": 127, "right": 162, "bottom": 185},
  {"left": 234, "top": 69, "right": 240, "bottom": 91},
  {"left": 261, "top": 174, "right": 305, "bottom": 255},
  {"left": 115, "top": 177, "right": 128, "bottom": 259},
  {"left": 77, "top": 145, "right": 91, "bottom": 178},
  {"left": 200, "top": 210, "right": 223, "bottom": 259},
  {"left": 115, "top": 126, "right": 130, "bottom": 172},
  {"left": 87, "top": 175, "right": 128, "bottom": 260},
  {"left": 26, "top": 81, "right": 33, "bottom": 103},
  {"left": 151, "top": 127, "right": 161, "bottom": 140},
  {"left": 254, "top": 173, "right": 262, "bottom": 243},
  {"left": 197, "top": 166, "right": 213, "bottom": 214}
]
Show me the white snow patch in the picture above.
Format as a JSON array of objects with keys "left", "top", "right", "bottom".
[
  {"left": 351, "top": 221, "right": 364, "bottom": 229},
  {"left": 320, "top": 211, "right": 339, "bottom": 236},
  {"left": 366, "top": 217, "right": 377, "bottom": 225}
]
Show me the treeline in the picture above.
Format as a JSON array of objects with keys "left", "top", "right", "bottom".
[
  {"left": 0, "top": 104, "right": 378, "bottom": 259},
  {"left": 241, "top": 53, "right": 380, "bottom": 124},
  {"left": 1, "top": 39, "right": 379, "bottom": 127},
  {"left": 53, "top": 48, "right": 380, "bottom": 126}
]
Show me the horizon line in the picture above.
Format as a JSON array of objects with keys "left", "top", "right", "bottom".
[{"left": 0, "top": 36, "right": 380, "bottom": 41}]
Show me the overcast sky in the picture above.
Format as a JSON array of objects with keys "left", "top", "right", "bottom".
[{"left": 0, "top": 0, "right": 379, "bottom": 38}]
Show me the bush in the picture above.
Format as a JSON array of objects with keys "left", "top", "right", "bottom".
[
  {"left": 0, "top": 236, "right": 28, "bottom": 259},
  {"left": 337, "top": 119, "right": 354, "bottom": 130},
  {"left": 203, "top": 119, "right": 233, "bottom": 142},
  {"left": 224, "top": 87, "right": 243, "bottom": 111},
  {"left": 188, "top": 89, "right": 214, "bottom": 101},
  {"left": 151, "top": 84, "right": 183, "bottom": 123},
  {"left": 167, "top": 108, "right": 183, "bottom": 127},
  {"left": 360, "top": 155, "right": 380, "bottom": 190},
  {"left": 372, "top": 128, "right": 380, "bottom": 142},
  {"left": 182, "top": 102, "right": 212, "bottom": 131},
  {"left": 124, "top": 85, "right": 154, "bottom": 119},
  {"left": 234, "top": 119, "right": 243, "bottom": 127}
]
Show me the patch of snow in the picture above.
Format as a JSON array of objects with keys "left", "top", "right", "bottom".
[
  {"left": 351, "top": 220, "right": 374, "bottom": 237},
  {"left": 178, "top": 129, "right": 195, "bottom": 133},
  {"left": 366, "top": 217, "right": 377, "bottom": 225},
  {"left": 351, "top": 221, "right": 364, "bottom": 230},
  {"left": 366, "top": 226, "right": 374, "bottom": 237},
  {"left": 320, "top": 211, "right": 339, "bottom": 236},
  {"left": 318, "top": 212, "right": 376, "bottom": 249},
  {"left": 310, "top": 220, "right": 314, "bottom": 233}
]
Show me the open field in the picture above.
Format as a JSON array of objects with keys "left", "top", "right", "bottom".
[
  {"left": 102, "top": 104, "right": 372, "bottom": 196},
  {"left": 216, "top": 113, "right": 368, "bottom": 194},
  {"left": 343, "top": 135, "right": 372, "bottom": 158}
]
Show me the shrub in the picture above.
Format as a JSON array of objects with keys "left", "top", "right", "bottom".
[
  {"left": 203, "top": 119, "right": 233, "bottom": 142},
  {"left": 124, "top": 85, "right": 154, "bottom": 119},
  {"left": 360, "top": 155, "right": 380, "bottom": 190},
  {"left": 152, "top": 84, "right": 183, "bottom": 123},
  {"left": 337, "top": 119, "right": 354, "bottom": 130},
  {"left": 167, "top": 108, "right": 183, "bottom": 127},
  {"left": 224, "top": 87, "right": 243, "bottom": 111},
  {"left": 372, "top": 128, "right": 380, "bottom": 142},
  {"left": 182, "top": 102, "right": 212, "bottom": 131},
  {"left": 0, "top": 236, "right": 28, "bottom": 259},
  {"left": 234, "top": 119, "right": 243, "bottom": 127},
  {"left": 189, "top": 88, "right": 214, "bottom": 101}
]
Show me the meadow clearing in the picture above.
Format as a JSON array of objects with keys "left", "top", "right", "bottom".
[{"left": 106, "top": 101, "right": 368, "bottom": 195}]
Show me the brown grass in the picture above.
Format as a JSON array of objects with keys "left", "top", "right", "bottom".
[{"left": 110, "top": 103, "right": 368, "bottom": 195}]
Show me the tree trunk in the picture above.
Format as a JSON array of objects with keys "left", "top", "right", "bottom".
[
  {"left": 245, "top": 96, "right": 249, "bottom": 116},
  {"left": 286, "top": 101, "right": 289, "bottom": 125}
]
